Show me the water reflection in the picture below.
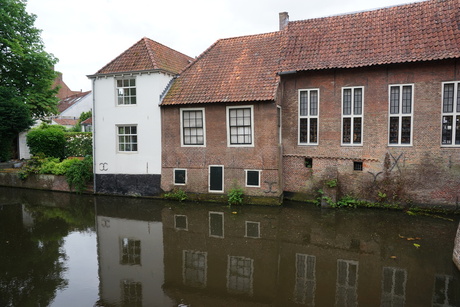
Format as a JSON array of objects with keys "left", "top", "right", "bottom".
[{"left": 1, "top": 187, "right": 460, "bottom": 306}]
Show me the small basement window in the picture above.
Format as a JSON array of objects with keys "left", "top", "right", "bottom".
[
  {"left": 353, "top": 161, "right": 363, "bottom": 171},
  {"left": 246, "top": 170, "right": 260, "bottom": 187},
  {"left": 174, "top": 169, "right": 187, "bottom": 185},
  {"left": 305, "top": 157, "right": 313, "bottom": 168}
]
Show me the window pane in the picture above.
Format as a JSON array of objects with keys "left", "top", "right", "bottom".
[
  {"left": 343, "top": 118, "right": 351, "bottom": 143},
  {"left": 353, "top": 118, "right": 362, "bottom": 144},
  {"left": 229, "top": 108, "right": 252, "bottom": 145},
  {"left": 389, "top": 117, "right": 399, "bottom": 144},
  {"left": 246, "top": 171, "right": 259, "bottom": 186},
  {"left": 310, "top": 118, "right": 318, "bottom": 143},
  {"left": 343, "top": 89, "right": 352, "bottom": 115},
  {"left": 354, "top": 88, "right": 362, "bottom": 115},
  {"left": 183, "top": 110, "right": 204, "bottom": 145},
  {"left": 175, "top": 169, "right": 186, "bottom": 184},
  {"left": 457, "top": 85, "right": 460, "bottom": 112},
  {"left": 456, "top": 116, "right": 460, "bottom": 145},
  {"left": 401, "top": 117, "right": 411, "bottom": 144},
  {"left": 402, "top": 86, "right": 412, "bottom": 114},
  {"left": 310, "top": 91, "right": 318, "bottom": 116},
  {"left": 442, "top": 116, "right": 453, "bottom": 145},
  {"left": 300, "top": 118, "right": 308, "bottom": 143},
  {"left": 299, "top": 91, "right": 308, "bottom": 116},
  {"left": 390, "top": 86, "right": 400, "bottom": 114}
]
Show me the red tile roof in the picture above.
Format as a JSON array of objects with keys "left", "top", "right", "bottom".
[
  {"left": 81, "top": 117, "right": 92, "bottom": 125},
  {"left": 94, "top": 37, "right": 193, "bottom": 75},
  {"left": 281, "top": 0, "right": 460, "bottom": 72},
  {"left": 58, "top": 91, "right": 91, "bottom": 113},
  {"left": 161, "top": 32, "right": 281, "bottom": 105},
  {"left": 53, "top": 118, "right": 78, "bottom": 126}
]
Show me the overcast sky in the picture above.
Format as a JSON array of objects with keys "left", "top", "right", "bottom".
[{"left": 26, "top": 0, "right": 424, "bottom": 92}]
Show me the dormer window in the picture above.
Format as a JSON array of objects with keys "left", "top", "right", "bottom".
[{"left": 116, "top": 78, "right": 136, "bottom": 105}]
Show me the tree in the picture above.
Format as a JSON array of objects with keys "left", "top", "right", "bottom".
[{"left": 0, "top": 0, "right": 59, "bottom": 160}]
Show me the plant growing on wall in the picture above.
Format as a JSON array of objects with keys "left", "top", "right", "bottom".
[{"left": 228, "top": 187, "right": 244, "bottom": 205}]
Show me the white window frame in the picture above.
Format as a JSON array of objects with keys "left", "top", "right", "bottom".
[
  {"left": 173, "top": 168, "right": 187, "bottom": 185},
  {"left": 294, "top": 253, "right": 316, "bottom": 305},
  {"left": 182, "top": 250, "right": 207, "bottom": 288},
  {"left": 227, "top": 255, "right": 254, "bottom": 295},
  {"left": 116, "top": 78, "right": 136, "bottom": 106},
  {"left": 245, "top": 169, "right": 261, "bottom": 187},
  {"left": 441, "top": 81, "right": 460, "bottom": 147},
  {"left": 174, "top": 214, "right": 188, "bottom": 230},
  {"left": 209, "top": 211, "right": 224, "bottom": 238},
  {"left": 341, "top": 86, "right": 364, "bottom": 146},
  {"left": 245, "top": 221, "right": 260, "bottom": 238},
  {"left": 298, "top": 89, "right": 319, "bottom": 145},
  {"left": 180, "top": 108, "right": 206, "bottom": 147},
  {"left": 388, "top": 84, "right": 414, "bottom": 146},
  {"left": 336, "top": 259, "right": 359, "bottom": 306},
  {"left": 381, "top": 267, "right": 407, "bottom": 307},
  {"left": 226, "top": 105, "right": 254, "bottom": 147},
  {"left": 116, "top": 125, "right": 138, "bottom": 153},
  {"left": 277, "top": 105, "right": 282, "bottom": 145}
]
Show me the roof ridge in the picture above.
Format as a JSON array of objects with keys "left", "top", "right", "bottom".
[
  {"left": 142, "top": 37, "right": 159, "bottom": 70},
  {"left": 94, "top": 38, "right": 146, "bottom": 74}
]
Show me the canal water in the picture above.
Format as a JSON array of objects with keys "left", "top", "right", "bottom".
[{"left": 1, "top": 187, "right": 459, "bottom": 307}]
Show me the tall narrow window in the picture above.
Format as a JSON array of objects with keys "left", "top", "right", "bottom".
[
  {"left": 183, "top": 250, "right": 207, "bottom": 288},
  {"left": 442, "top": 82, "right": 460, "bottom": 146},
  {"left": 227, "top": 106, "right": 253, "bottom": 146},
  {"left": 342, "top": 87, "right": 363, "bottom": 145},
  {"left": 336, "top": 259, "right": 359, "bottom": 306},
  {"left": 294, "top": 254, "right": 316, "bottom": 305},
  {"left": 117, "top": 125, "right": 138, "bottom": 152},
  {"left": 181, "top": 109, "right": 205, "bottom": 146},
  {"left": 389, "top": 85, "right": 413, "bottom": 145},
  {"left": 432, "top": 275, "right": 458, "bottom": 307},
  {"left": 381, "top": 267, "right": 407, "bottom": 307},
  {"left": 116, "top": 78, "right": 136, "bottom": 105},
  {"left": 227, "top": 256, "right": 254, "bottom": 295},
  {"left": 121, "top": 280, "right": 142, "bottom": 306},
  {"left": 299, "top": 89, "right": 319, "bottom": 144}
]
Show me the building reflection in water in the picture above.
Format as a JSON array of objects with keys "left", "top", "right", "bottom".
[{"left": 95, "top": 198, "right": 460, "bottom": 306}]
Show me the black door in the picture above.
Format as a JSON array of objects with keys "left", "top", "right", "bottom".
[{"left": 209, "top": 166, "right": 223, "bottom": 192}]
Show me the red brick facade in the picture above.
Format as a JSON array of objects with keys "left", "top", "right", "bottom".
[
  {"left": 280, "top": 60, "right": 460, "bottom": 207},
  {"left": 161, "top": 102, "right": 282, "bottom": 199}
]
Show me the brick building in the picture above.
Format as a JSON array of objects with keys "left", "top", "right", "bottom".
[
  {"left": 161, "top": 0, "right": 460, "bottom": 207},
  {"left": 279, "top": 0, "right": 460, "bottom": 207},
  {"left": 161, "top": 32, "right": 283, "bottom": 203}
]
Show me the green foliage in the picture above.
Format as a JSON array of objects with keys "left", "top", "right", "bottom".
[
  {"left": 65, "top": 133, "right": 92, "bottom": 157},
  {"left": 0, "top": 0, "right": 59, "bottom": 119},
  {"left": 26, "top": 124, "right": 66, "bottom": 159},
  {"left": 18, "top": 154, "right": 46, "bottom": 180},
  {"left": 39, "top": 157, "right": 80, "bottom": 176},
  {"left": 164, "top": 189, "right": 188, "bottom": 202},
  {"left": 0, "top": 96, "right": 35, "bottom": 161},
  {"left": 65, "top": 156, "right": 93, "bottom": 193},
  {"left": 228, "top": 187, "right": 244, "bottom": 205},
  {"left": 325, "top": 179, "right": 338, "bottom": 188}
]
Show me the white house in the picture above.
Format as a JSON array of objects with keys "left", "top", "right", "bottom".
[{"left": 88, "top": 37, "right": 193, "bottom": 196}]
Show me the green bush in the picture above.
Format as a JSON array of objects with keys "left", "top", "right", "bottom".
[
  {"left": 228, "top": 187, "right": 244, "bottom": 205},
  {"left": 40, "top": 157, "right": 81, "bottom": 175},
  {"left": 164, "top": 189, "right": 188, "bottom": 202},
  {"left": 65, "top": 132, "right": 92, "bottom": 157},
  {"left": 65, "top": 156, "right": 93, "bottom": 193},
  {"left": 26, "top": 124, "right": 66, "bottom": 159}
]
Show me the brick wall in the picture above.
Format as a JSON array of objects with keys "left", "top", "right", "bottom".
[
  {"left": 161, "top": 101, "right": 282, "bottom": 197},
  {"left": 281, "top": 60, "right": 460, "bottom": 207}
]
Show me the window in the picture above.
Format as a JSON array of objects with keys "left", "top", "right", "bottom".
[
  {"left": 245, "top": 170, "right": 260, "bottom": 187},
  {"left": 209, "top": 212, "right": 224, "bottom": 238},
  {"left": 433, "top": 275, "right": 458, "bottom": 307},
  {"left": 175, "top": 215, "right": 188, "bottom": 230},
  {"left": 389, "top": 85, "right": 413, "bottom": 145},
  {"left": 117, "top": 125, "right": 138, "bottom": 152},
  {"left": 441, "top": 82, "right": 460, "bottom": 146},
  {"left": 305, "top": 158, "right": 313, "bottom": 168},
  {"left": 227, "top": 106, "right": 254, "bottom": 146},
  {"left": 117, "top": 78, "right": 136, "bottom": 105},
  {"left": 342, "top": 87, "right": 363, "bottom": 145},
  {"left": 209, "top": 165, "right": 224, "bottom": 193},
  {"left": 120, "top": 238, "right": 141, "bottom": 265},
  {"left": 121, "top": 280, "right": 142, "bottom": 306},
  {"left": 294, "top": 254, "right": 316, "bottom": 305},
  {"left": 181, "top": 109, "right": 205, "bottom": 146},
  {"left": 183, "top": 250, "right": 207, "bottom": 288},
  {"left": 245, "top": 221, "right": 260, "bottom": 238},
  {"left": 336, "top": 260, "right": 359, "bottom": 306},
  {"left": 174, "top": 169, "right": 187, "bottom": 185},
  {"left": 227, "top": 256, "right": 254, "bottom": 295},
  {"left": 353, "top": 161, "right": 363, "bottom": 171},
  {"left": 381, "top": 267, "right": 406, "bottom": 307},
  {"left": 299, "top": 89, "right": 319, "bottom": 144}
]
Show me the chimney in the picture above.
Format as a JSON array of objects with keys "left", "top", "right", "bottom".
[{"left": 279, "top": 12, "right": 289, "bottom": 30}]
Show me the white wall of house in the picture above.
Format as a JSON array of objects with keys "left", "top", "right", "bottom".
[
  {"left": 60, "top": 92, "right": 93, "bottom": 118},
  {"left": 92, "top": 72, "right": 171, "bottom": 175}
]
